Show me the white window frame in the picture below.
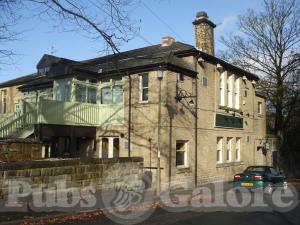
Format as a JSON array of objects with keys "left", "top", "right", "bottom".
[
  {"left": 178, "top": 73, "right": 184, "bottom": 82},
  {"left": 258, "top": 101, "right": 262, "bottom": 114},
  {"left": 234, "top": 77, "right": 240, "bottom": 109},
  {"left": 14, "top": 101, "right": 20, "bottom": 113},
  {"left": 176, "top": 140, "right": 188, "bottom": 168},
  {"left": 139, "top": 73, "right": 149, "bottom": 103},
  {"left": 226, "top": 137, "right": 232, "bottom": 162},
  {"left": 219, "top": 72, "right": 226, "bottom": 106},
  {"left": 99, "top": 78, "right": 124, "bottom": 105},
  {"left": 217, "top": 137, "right": 223, "bottom": 164},
  {"left": 38, "top": 66, "right": 50, "bottom": 75},
  {"left": 227, "top": 74, "right": 233, "bottom": 108},
  {"left": 73, "top": 79, "right": 99, "bottom": 104},
  {"left": 99, "top": 137, "right": 120, "bottom": 159},
  {"left": 236, "top": 138, "right": 241, "bottom": 161},
  {"left": 0, "top": 90, "right": 7, "bottom": 114},
  {"left": 55, "top": 79, "right": 72, "bottom": 102}
]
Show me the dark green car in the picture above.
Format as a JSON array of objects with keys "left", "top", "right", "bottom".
[{"left": 233, "top": 166, "right": 288, "bottom": 194}]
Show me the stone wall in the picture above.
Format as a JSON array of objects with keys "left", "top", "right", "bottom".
[
  {"left": 0, "top": 140, "right": 43, "bottom": 162},
  {"left": 0, "top": 157, "right": 144, "bottom": 201}
]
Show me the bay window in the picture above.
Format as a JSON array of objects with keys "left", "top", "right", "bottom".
[
  {"left": 112, "top": 85, "right": 123, "bottom": 103},
  {"left": 87, "top": 87, "right": 97, "bottom": 104},
  {"left": 101, "top": 87, "right": 112, "bottom": 104},
  {"left": 101, "top": 85, "right": 123, "bottom": 104},
  {"left": 75, "top": 83, "right": 97, "bottom": 104},
  {"left": 75, "top": 84, "right": 86, "bottom": 103},
  {"left": 55, "top": 79, "right": 71, "bottom": 102},
  {"left": 54, "top": 77, "right": 124, "bottom": 105}
]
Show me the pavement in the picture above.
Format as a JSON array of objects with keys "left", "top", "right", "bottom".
[{"left": 0, "top": 180, "right": 299, "bottom": 225}]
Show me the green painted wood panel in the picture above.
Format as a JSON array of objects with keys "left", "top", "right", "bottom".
[
  {"left": 38, "top": 98, "right": 124, "bottom": 126},
  {"left": 215, "top": 113, "right": 243, "bottom": 129}
]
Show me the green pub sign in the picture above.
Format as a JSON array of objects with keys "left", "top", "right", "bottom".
[{"left": 215, "top": 114, "right": 243, "bottom": 129}]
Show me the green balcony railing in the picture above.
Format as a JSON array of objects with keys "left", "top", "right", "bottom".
[
  {"left": 0, "top": 98, "right": 124, "bottom": 138},
  {"left": 0, "top": 102, "right": 37, "bottom": 138},
  {"left": 37, "top": 98, "right": 124, "bottom": 126}
]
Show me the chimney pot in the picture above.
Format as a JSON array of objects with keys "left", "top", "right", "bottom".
[
  {"left": 161, "top": 36, "right": 175, "bottom": 47},
  {"left": 193, "top": 11, "right": 216, "bottom": 55},
  {"left": 196, "top": 11, "right": 208, "bottom": 19}
]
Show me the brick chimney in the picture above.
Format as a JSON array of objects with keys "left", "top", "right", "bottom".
[
  {"left": 193, "top": 11, "right": 216, "bottom": 55},
  {"left": 161, "top": 36, "right": 175, "bottom": 47}
]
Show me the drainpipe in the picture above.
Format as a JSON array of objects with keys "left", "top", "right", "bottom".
[
  {"left": 128, "top": 72, "right": 132, "bottom": 157},
  {"left": 148, "top": 138, "right": 152, "bottom": 171},
  {"left": 194, "top": 58, "right": 199, "bottom": 187},
  {"left": 157, "top": 68, "right": 163, "bottom": 195}
]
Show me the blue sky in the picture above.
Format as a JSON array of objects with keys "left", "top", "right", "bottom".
[{"left": 0, "top": 0, "right": 262, "bottom": 82}]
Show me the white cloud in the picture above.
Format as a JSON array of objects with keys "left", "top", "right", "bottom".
[{"left": 216, "top": 15, "right": 238, "bottom": 34}]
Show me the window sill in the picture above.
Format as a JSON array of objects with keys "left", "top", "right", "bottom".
[
  {"left": 215, "top": 126, "right": 243, "bottom": 130},
  {"left": 216, "top": 161, "right": 244, "bottom": 168},
  {"left": 218, "top": 105, "right": 243, "bottom": 114},
  {"left": 139, "top": 101, "right": 149, "bottom": 104},
  {"left": 176, "top": 166, "right": 190, "bottom": 171}
]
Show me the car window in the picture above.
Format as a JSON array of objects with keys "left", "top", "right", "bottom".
[
  {"left": 270, "top": 168, "right": 279, "bottom": 175},
  {"left": 265, "top": 168, "right": 271, "bottom": 175},
  {"left": 245, "top": 167, "right": 266, "bottom": 173}
]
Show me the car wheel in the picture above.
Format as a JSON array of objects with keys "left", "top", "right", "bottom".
[{"left": 264, "top": 183, "right": 273, "bottom": 195}]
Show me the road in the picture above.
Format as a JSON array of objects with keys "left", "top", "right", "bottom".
[
  {"left": 1, "top": 182, "right": 299, "bottom": 225},
  {"left": 16, "top": 200, "right": 300, "bottom": 225}
]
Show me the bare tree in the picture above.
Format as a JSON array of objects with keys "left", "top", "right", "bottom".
[
  {"left": 0, "top": 0, "right": 21, "bottom": 63},
  {"left": 0, "top": 0, "right": 138, "bottom": 65},
  {"left": 220, "top": 0, "right": 300, "bottom": 155}
]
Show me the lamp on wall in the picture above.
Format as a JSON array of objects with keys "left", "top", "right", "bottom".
[
  {"left": 198, "top": 57, "right": 205, "bottom": 63},
  {"left": 175, "top": 86, "right": 197, "bottom": 117},
  {"left": 216, "top": 63, "right": 223, "bottom": 71},
  {"left": 157, "top": 67, "right": 164, "bottom": 80}
]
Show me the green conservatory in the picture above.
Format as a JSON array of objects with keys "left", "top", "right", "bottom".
[
  {"left": 0, "top": 76, "right": 125, "bottom": 138},
  {"left": 45, "top": 77, "right": 124, "bottom": 126}
]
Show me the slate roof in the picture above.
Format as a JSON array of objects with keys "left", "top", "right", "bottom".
[
  {"left": 75, "top": 41, "right": 259, "bottom": 80},
  {"left": 196, "top": 51, "right": 260, "bottom": 80},
  {"left": 0, "top": 41, "right": 260, "bottom": 90},
  {"left": 81, "top": 42, "right": 194, "bottom": 65},
  {"left": 0, "top": 73, "right": 39, "bottom": 88},
  {"left": 37, "top": 54, "right": 80, "bottom": 68},
  {"left": 18, "top": 75, "right": 53, "bottom": 92},
  {"left": 75, "top": 50, "right": 197, "bottom": 75}
]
